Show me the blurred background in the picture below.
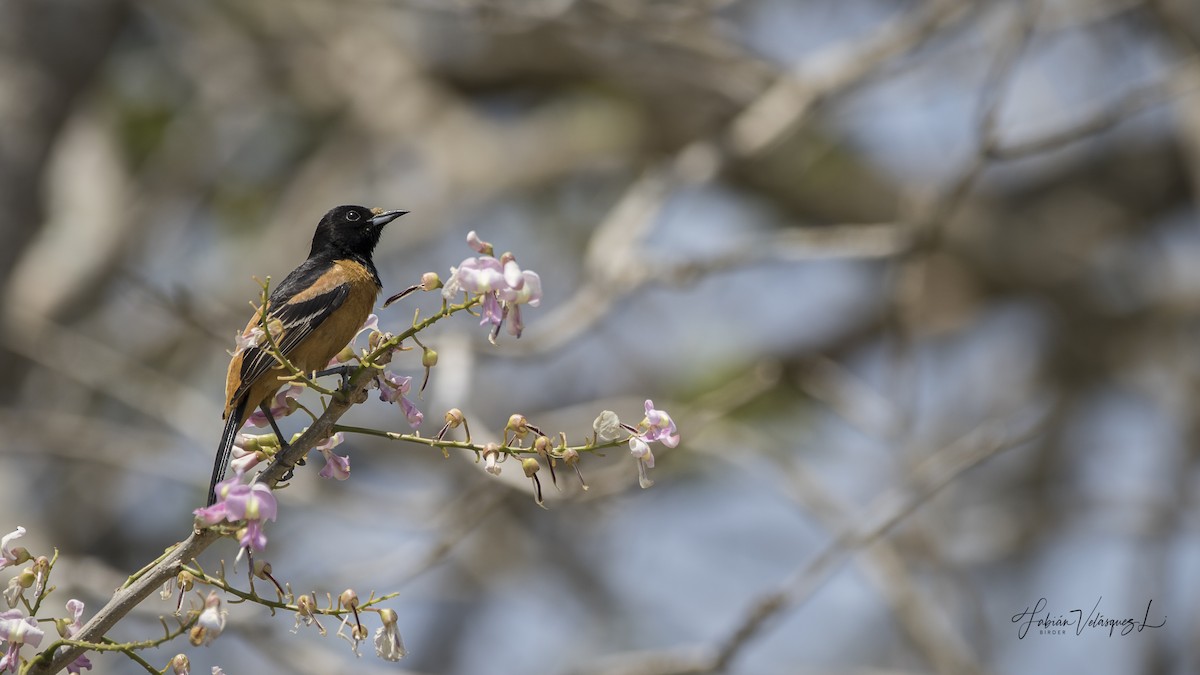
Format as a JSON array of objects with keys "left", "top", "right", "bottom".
[{"left": 2, "top": 0, "right": 1199, "bottom": 673}]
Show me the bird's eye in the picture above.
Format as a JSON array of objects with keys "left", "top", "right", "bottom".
[{"left": 346, "top": 211, "right": 361, "bottom": 221}]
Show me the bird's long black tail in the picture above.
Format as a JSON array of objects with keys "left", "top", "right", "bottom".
[{"left": 207, "top": 398, "right": 247, "bottom": 506}]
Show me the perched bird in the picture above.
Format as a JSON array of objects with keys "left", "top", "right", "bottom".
[{"left": 207, "top": 205, "right": 406, "bottom": 505}]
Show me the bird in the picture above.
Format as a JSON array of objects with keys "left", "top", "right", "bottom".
[{"left": 207, "top": 205, "right": 406, "bottom": 506}]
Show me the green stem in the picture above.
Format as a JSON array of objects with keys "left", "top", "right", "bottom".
[
  {"left": 181, "top": 565, "right": 397, "bottom": 617},
  {"left": 113, "top": 647, "right": 159, "bottom": 675},
  {"left": 333, "top": 424, "right": 628, "bottom": 458},
  {"left": 27, "top": 616, "right": 194, "bottom": 675},
  {"left": 357, "top": 296, "right": 481, "bottom": 375}
]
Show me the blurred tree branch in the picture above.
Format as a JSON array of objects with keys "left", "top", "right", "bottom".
[{"left": 0, "top": 0, "right": 130, "bottom": 396}]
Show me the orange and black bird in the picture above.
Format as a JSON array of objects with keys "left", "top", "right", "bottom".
[{"left": 207, "top": 205, "right": 406, "bottom": 506}]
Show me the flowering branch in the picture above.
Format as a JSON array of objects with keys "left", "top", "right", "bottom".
[
  {"left": 14, "top": 230, "right": 681, "bottom": 675},
  {"left": 178, "top": 563, "right": 397, "bottom": 620},
  {"left": 43, "top": 617, "right": 195, "bottom": 670},
  {"left": 250, "top": 294, "right": 482, "bottom": 493}
]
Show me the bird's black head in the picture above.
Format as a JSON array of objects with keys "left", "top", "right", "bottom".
[{"left": 309, "top": 205, "right": 407, "bottom": 261}]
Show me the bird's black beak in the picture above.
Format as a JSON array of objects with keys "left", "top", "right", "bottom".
[{"left": 369, "top": 209, "right": 408, "bottom": 227}]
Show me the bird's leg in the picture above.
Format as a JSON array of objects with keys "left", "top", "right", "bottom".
[
  {"left": 261, "top": 402, "right": 290, "bottom": 449},
  {"left": 261, "top": 402, "right": 304, "bottom": 481},
  {"left": 314, "top": 364, "right": 355, "bottom": 392}
]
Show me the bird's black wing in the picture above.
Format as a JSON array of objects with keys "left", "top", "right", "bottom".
[{"left": 230, "top": 258, "right": 350, "bottom": 406}]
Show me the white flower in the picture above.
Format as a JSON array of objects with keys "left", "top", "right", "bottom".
[
  {"left": 232, "top": 327, "right": 264, "bottom": 356},
  {"left": 0, "top": 527, "right": 28, "bottom": 571},
  {"left": 629, "top": 437, "right": 655, "bottom": 489},
  {"left": 373, "top": 609, "right": 407, "bottom": 662},
  {"left": 3, "top": 577, "right": 24, "bottom": 609},
  {"left": 593, "top": 411, "right": 622, "bottom": 441},
  {"left": 484, "top": 451, "right": 502, "bottom": 476},
  {"left": 190, "top": 592, "right": 226, "bottom": 646}
]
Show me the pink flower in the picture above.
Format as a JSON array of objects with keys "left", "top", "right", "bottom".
[
  {"left": 455, "top": 256, "right": 505, "bottom": 294},
  {"left": 193, "top": 471, "right": 278, "bottom": 552},
  {"left": 642, "top": 400, "right": 679, "bottom": 447},
  {"left": 315, "top": 433, "right": 350, "bottom": 481},
  {"left": 0, "top": 609, "right": 43, "bottom": 673},
  {"left": 62, "top": 600, "right": 92, "bottom": 674},
  {"left": 229, "top": 435, "right": 264, "bottom": 473},
  {"left": 442, "top": 234, "right": 543, "bottom": 341},
  {"left": 479, "top": 292, "right": 503, "bottom": 328},
  {"left": 377, "top": 372, "right": 423, "bottom": 428},
  {"left": 245, "top": 385, "right": 303, "bottom": 428}
]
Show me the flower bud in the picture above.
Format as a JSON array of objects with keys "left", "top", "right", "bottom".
[
  {"left": 466, "top": 230, "right": 493, "bottom": 255},
  {"left": 339, "top": 588, "right": 359, "bottom": 610},
  {"left": 333, "top": 345, "right": 357, "bottom": 364},
  {"left": 255, "top": 434, "right": 281, "bottom": 450},
  {"left": 177, "top": 571, "right": 194, "bottom": 592},
  {"left": 422, "top": 347, "right": 438, "bottom": 368},
  {"left": 170, "top": 653, "right": 191, "bottom": 675},
  {"left": 253, "top": 560, "right": 273, "bottom": 580},
  {"left": 296, "top": 594, "right": 316, "bottom": 618},
  {"left": 369, "top": 330, "right": 393, "bottom": 354},
  {"left": 523, "top": 457, "right": 545, "bottom": 506},
  {"left": 7, "top": 547, "right": 31, "bottom": 567},
  {"left": 507, "top": 414, "right": 528, "bottom": 435},
  {"left": 420, "top": 272, "right": 442, "bottom": 290},
  {"left": 521, "top": 457, "right": 540, "bottom": 477},
  {"left": 32, "top": 556, "right": 49, "bottom": 596},
  {"left": 534, "top": 435, "right": 551, "bottom": 456},
  {"left": 15, "top": 569, "right": 34, "bottom": 589},
  {"left": 445, "top": 408, "right": 465, "bottom": 427}
]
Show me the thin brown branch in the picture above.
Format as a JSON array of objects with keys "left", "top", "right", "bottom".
[
  {"left": 504, "top": 0, "right": 974, "bottom": 357},
  {"left": 726, "top": 0, "right": 974, "bottom": 158},
  {"left": 989, "top": 57, "right": 1200, "bottom": 160},
  {"left": 708, "top": 415, "right": 1045, "bottom": 672}
]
